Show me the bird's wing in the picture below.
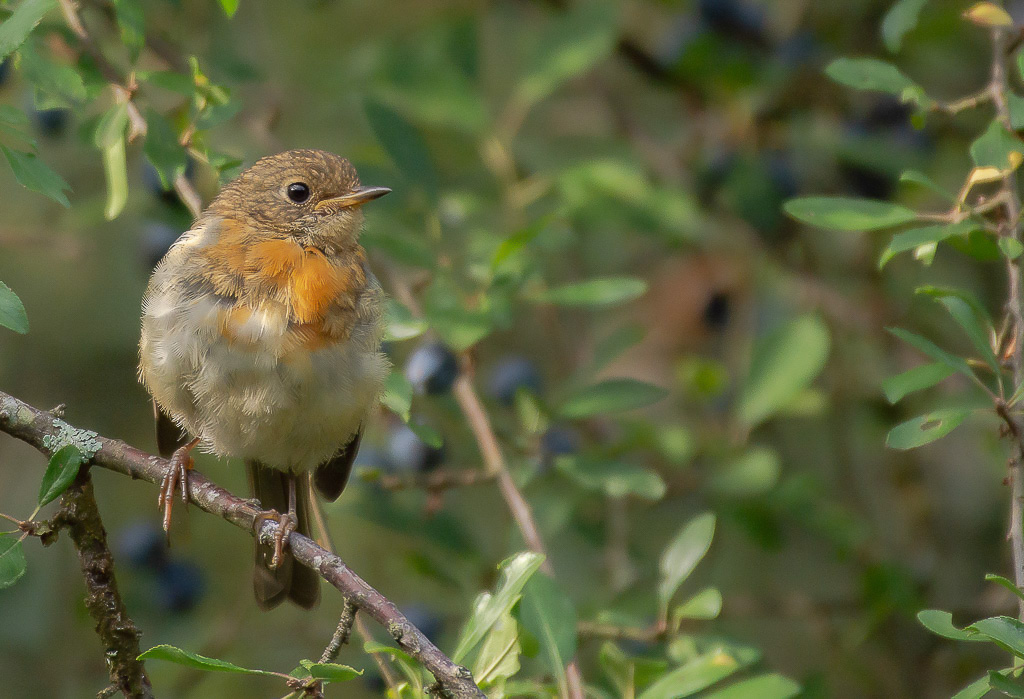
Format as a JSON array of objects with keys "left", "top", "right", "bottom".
[{"left": 312, "top": 427, "right": 363, "bottom": 501}]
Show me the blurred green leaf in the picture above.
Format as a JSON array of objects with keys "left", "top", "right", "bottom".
[
  {"left": 0, "top": 0, "right": 55, "bottom": 63},
  {"left": 887, "top": 327, "right": 979, "bottom": 383},
  {"left": 298, "top": 661, "right": 362, "bottom": 683},
  {"left": 1001, "top": 237, "right": 1024, "bottom": 260},
  {"left": 882, "top": 362, "right": 954, "bottom": 403},
  {"left": 784, "top": 196, "right": 917, "bottom": 231},
  {"left": 591, "top": 325, "right": 645, "bottom": 373},
  {"left": 408, "top": 421, "right": 443, "bottom": 449},
  {"left": 19, "top": 40, "right": 86, "bottom": 104},
  {"left": 886, "top": 409, "right": 970, "bottom": 450},
  {"left": 138, "top": 644, "right": 277, "bottom": 675},
  {"left": 986, "top": 574, "right": 1024, "bottom": 602},
  {"left": 881, "top": 0, "right": 928, "bottom": 52},
  {"left": 381, "top": 371, "right": 413, "bottom": 422},
  {"left": 112, "top": 0, "right": 145, "bottom": 61},
  {"left": 559, "top": 378, "right": 667, "bottom": 418},
  {"left": 365, "top": 99, "right": 438, "bottom": 201},
  {"left": 362, "top": 228, "right": 436, "bottom": 269},
  {"left": 989, "top": 671, "right": 1024, "bottom": 697},
  {"left": 425, "top": 307, "right": 491, "bottom": 351},
  {"left": 917, "top": 287, "right": 998, "bottom": 374},
  {"left": 453, "top": 552, "right": 545, "bottom": 663},
  {"left": 384, "top": 299, "right": 427, "bottom": 342},
  {"left": 955, "top": 674, "right": 998, "bottom": 699},
  {"left": 471, "top": 611, "right": 521, "bottom": 687},
  {"left": 971, "top": 121, "right": 1024, "bottom": 169},
  {"left": 705, "top": 674, "right": 800, "bottom": 699},
  {"left": 879, "top": 221, "right": 979, "bottom": 268},
  {"left": 556, "top": 456, "right": 665, "bottom": 500},
  {"left": 0, "top": 281, "right": 29, "bottom": 334},
  {"left": 710, "top": 447, "right": 780, "bottom": 498},
  {"left": 101, "top": 133, "right": 128, "bottom": 220},
  {"left": 1, "top": 146, "right": 71, "bottom": 206},
  {"left": 518, "top": 573, "right": 577, "bottom": 693},
  {"left": 139, "top": 70, "right": 195, "bottom": 95},
  {"left": 219, "top": 0, "right": 240, "bottom": 17},
  {"left": 144, "top": 109, "right": 188, "bottom": 190},
  {"left": 0, "top": 534, "right": 27, "bottom": 589},
  {"left": 517, "top": 0, "right": 618, "bottom": 106},
  {"left": 673, "top": 587, "right": 723, "bottom": 621},
  {"left": 969, "top": 617, "right": 1024, "bottom": 658},
  {"left": 37, "top": 445, "right": 83, "bottom": 507},
  {"left": 737, "top": 314, "right": 830, "bottom": 428},
  {"left": 535, "top": 277, "right": 647, "bottom": 307},
  {"left": 825, "top": 57, "right": 917, "bottom": 95},
  {"left": 658, "top": 512, "right": 715, "bottom": 609},
  {"left": 637, "top": 649, "right": 740, "bottom": 699},
  {"left": 0, "top": 105, "right": 35, "bottom": 148},
  {"left": 490, "top": 216, "right": 553, "bottom": 274}
]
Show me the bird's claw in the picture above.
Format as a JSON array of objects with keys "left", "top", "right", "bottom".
[
  {"left": 158, "top": 437, "right": 200, "bottom": 537},
  {"left": 255, "top": 509, "right": 297, "bottom": 569}
]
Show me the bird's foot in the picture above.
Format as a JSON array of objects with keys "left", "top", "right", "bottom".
[
  {"left": 254, "top": 508, "right": 297, "bottom": 569},
  {"left": 158, "top": 437, "right": 200, "bottom": 537}
]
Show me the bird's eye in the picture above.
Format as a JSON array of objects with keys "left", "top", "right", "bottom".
[{"left": 286, "top": 182, "right": 311, "bottom": 203}]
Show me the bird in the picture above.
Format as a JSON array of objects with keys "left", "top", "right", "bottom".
[{"left": 138, "top": 149, "right": 390, "bottom": 609}]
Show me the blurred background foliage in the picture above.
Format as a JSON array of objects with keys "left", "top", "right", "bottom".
[{"left": 1, "top": 0, "right": 1022, "bottom": 696}]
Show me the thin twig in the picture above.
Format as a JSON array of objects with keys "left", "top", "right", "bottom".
[
  {"left": 368, "top": 468, "right": 495, "bottom": 492},
  {"left": 52, "top": 470, "right": 153, "bottom": 698},
  {"left": 319, "top": 600, "right": 358, "bottom": 664},
  {"left": 0, "top": 390, "right": 483, "bottom": 699}
]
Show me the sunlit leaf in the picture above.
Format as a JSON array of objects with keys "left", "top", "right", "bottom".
[
  {"left": 637, "top": 649, "right": 740, "bottom": 699},
  {"left": 298, "top": 660, "right": 362, "bottom": 683},
  {"left": 971, "top": 120, "right": 1024, "bottom": 170},
  {"left": 737, "top": 314, "right": 830, "bottom": 428},
  {"left": 559, "top": 378, "right": 667, "bottom": 418},
  {"left": 882, "top": 362, "right": 954, "bottom": 403},
  {"left": 0, "top": 534, "right": 27, "bottom": 589},
  {"left": 704, "top": 673, "right": 801, "bottom": 699},
  {"left": 518, "top": 573, "right": 577, "bottom": 693},
  {"left": 784, "top": 196, "right": 917, "bottom": 231},
  {"left": 556, "top": 456, "right": 666, "bottom": 500},
  {"left": 1, "top": 146, "right": 70, "bottom": 206},
  {"left": 1001, "top": 238, "right": 1024, "bottom": 260},
  {"left": 886, "top": 409, "right": 970, "bottom": 450},
  {"left": 0, "top": 281, "right": 29, "bottom": 334},
  {"left": 0, "top": 0, "right": 55, "bottom": 63},
  {"left": 969, "top": 616, "right": 1024, "bottom": 658},
  {"left": 658, "top": 512, "right": 716, "bottom": 609},
  {"left": 963, "top": 2, "right": 1013, "bottom": 26},
  {"left": 139, "top": 645, "right": 278, "bottom": 675},
  {"left": 824, "top": 57, "right": 917, "bottom": 95},
  {"left": 535, "top": 277, "right": 647, "bottom": 307},
  {"left": 37, "top": 445, "right": 84, "bottom": 507},
  {"left": 709, "top": 447, "right": 779, "bottom": 497},
  {"left": 882, "top": 0, "right": 928, "bottom": 52},
  {"left": 673, "top": 587, "right": 723, "bottom": 621},
  {"left": 879, "top": 221, "right": 979, "bottom": 269},
  {"left": 219, "top": 0, "right": 240, "bottom": 17},
  {"left": 471, "top": 611, "right": 521, "bottom": 687}
]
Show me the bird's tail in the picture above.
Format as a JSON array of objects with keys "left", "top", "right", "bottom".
[{"left": 246, "top": 461, "right": 320, "bottom": 610}]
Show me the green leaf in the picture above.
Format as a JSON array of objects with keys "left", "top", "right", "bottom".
[
  {"left": 535, "top": 277, "right": 648, "bottom": 307},
  {"left": 517, "top": 0, "right": 618, "bottom": 106},
  {"left": 138, "top": 644, "right": 277, "bottom": 675},
  {"left": 518, "top": 574, "right": 577, "bottom": 695},
  {"left": 591, "top": 324, "right": 645, "bottom": 372},
  {"left": 887, "top": 327, "right": 978, "bottom": 383},
  {"left": 219, "top": 0, "right": 240, "bottom": 17},
  {"left": 899, "top": 170, "right": 954, "bottom": 201},
  {"left": 637, "top": 649, "right": 740, "bottom": 699},
  {"left": 917, "top": 609, "right": 978, "bottom": 640},
  {"left": 144, "top": 109, "right": 188, "bottom": 190},
  {"left": 424, "top": 307, "right": 491, "bottom": 351},
  {"left": 709, "top": 447, "right": 779, "bottom": 497},
  {"left": 101, "top": 133, "right": 128, "bottom": 220},
  {"left": 365, "top": 99, "right": 438, "bottom": 200},
  {"left": 1001, "top": 238, "right": 1024, "bottom": 260},
  {"left": 784, "top": 196, "right": 917, "bottom": 231},
  {"left": 824, "top": 57, "right": 917, "bottom": 95},
  {"left": 878, "top": 221, "right": 979, "bottom": 269},
  {"left": 970, "top": 616, "right": 1024, "bottom": 657},
  {"left": 0, "top": 105, "right": 35, "bottom": 148},
  {"left": 971, "top": 120, "right": 1024, "bottom": 170},
  {"left": 37, "top": 445, "right": 84, "bottom": 507},
  {"left": 555, "top": 456, "right": 666, "bottom": 500},
  {"left": 658, "top": 512, "right": 716, "bottom": 609},
  {"left": 673, "top": 587, "right": 723, "bottom": 621},
  {"left": 408, "top": 421, "right": 443, "bottom": 449},
  {"left": 886, "top": 409, "right": 970, "bottom": 450},
  {"left": 300, "top": 661, "right": 362, "bottom": 683},
  {"left": 384, "top": 299, "right": 427, "bottom": 342},
  {"left": 139, "top": 70, "right": 195, "bottom": 95},
  {"left": 916, "top": 287, "right": 998, "bottom": 374},
  {"left": 471, "top": 611, "right": 521, "bottom": 687},
  {"left": 881, "top": 0, "right": 928, "bottom": 52},
  {"left": 453, "top": 552, "right": 545, "bottom": 663},
  {"left": 491, "top": 217, "right": 552, "bottom": 273},
  {"left": 381, "top": 371, "right": 412, "bottom": 422},
  {"left": 363, "top": 642, "right": 423, "bottom": 688},
  {"left": 19, "top": 40, "right": 86, "bottom": 103},
  {"left": 0, "top": 533, "right": 27, "bottom": 589},
  {"left": 989, "top": 671, "right": 1024, "bottom": 698},
  {"left": 1, "top": 146, "right": 71, "bottom": 206},
  {"left": 1010, "top": 93, "right": 1024, "bottom": 131},
  {"left": 986, "top": 574, "right": 1024, "bottom": 602},
  {"left": 0, "top": 281, "right": 29, "bottom": 334},
  {"left": 954, "top": 674, "right": 996, "bottom": 699},
  {"left": 559, "top": 378, "right": 667, "bottom": 418},
  {"left": 737, "top": 314, "right": 830, "bottom": 428},
  {"left": 882, "top": 362, "right": 954, "bottom": 403},
  {"left": 111, "top": 0, "right": 145, "bottom": 61},
  {"left": 704, "top": 673, "right": 801, "bottom": 699},
  {"left": 0, "top": 0, "right": 55, "bottom": 63}
]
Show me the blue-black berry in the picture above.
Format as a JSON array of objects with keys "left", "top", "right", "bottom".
[
  {"left": 487, "top": 356, "right": 542, "bottom": 405},
  {"left": 387, "top": 425, "right": 444, "bottom": 473},
  {"left": 156, "top": 559, "right": 205, "bottom": 613},
  {"left": 115, "top": 521, "right": 168, "bottom": 570},
  {"left": 404, "top": 341, "right": 459, "bottom": 395}
]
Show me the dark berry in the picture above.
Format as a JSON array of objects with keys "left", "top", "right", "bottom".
[
  {"left": 698, "top": 0, "right": 766, "bottom": 46},
  {"left": 402, "top": 604, "right": 443, "bottom": 643},
  {"left": 32, "top": 107, "right": 70, "bottom": 138},
  {"left": 702, "top": 291, "right": 731, "bottom": 330},
  {"left": 139, "top": 221, "right": 182, "bottom": 270},
  {"left": 156, "top": 559, "right": 205, "bottom": 613},
  {"left": 387, "top": 425, "right": 444, "bottom": 473},
  {"left": 115, "top": 521, "right": 168, "bottom": 570},
  {"left": 487, "top": 356, "right": 542, "bottom": 405},
  {"left": 404, "top": 341, "right": 459, "bottom": 395},
  {"left": 142, "top": 157, "right": 196, "bottom": 206},
  {"left": 541, "top": 427, "right": 580, "bottom": 462}
]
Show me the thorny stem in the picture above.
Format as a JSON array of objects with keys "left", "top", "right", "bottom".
[
  {"left": 988, "top": 20, "right": 1024, "bottom": 621},
  {"left": 0, "top": 390, "right": 484, "bottom": 698}
]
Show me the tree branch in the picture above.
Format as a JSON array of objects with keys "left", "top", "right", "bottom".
[
  {"left": 52, "top": 469, "right": 153, "bottom": 698},
  {"left": 0, "top": 389, "right": 484, "bottom": 699}
]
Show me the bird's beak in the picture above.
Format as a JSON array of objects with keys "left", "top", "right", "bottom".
[{"left": 315, "top": 186, "right": 392, "bottom": 211}]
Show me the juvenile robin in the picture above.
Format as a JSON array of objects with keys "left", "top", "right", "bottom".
[{"left": 138, "top": 149, "right": 390, "bottom": 609}]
